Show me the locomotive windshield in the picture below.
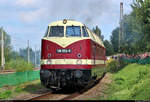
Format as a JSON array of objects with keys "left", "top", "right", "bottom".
[
  {"left": 66, "top": 26, "right": 81, "bottom": 37},
  {"left": 44, "top": 27, "right": 49, "bottom": 37},
  {"left": 49, "top": 26, "right": 64, "bottom": 37},
  {"left": 82, "top": 26, "right": 89, "bottom": 37}
]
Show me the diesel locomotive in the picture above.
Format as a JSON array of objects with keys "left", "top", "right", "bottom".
[{"left": 40, "top": 19, "right": 106, "bottom": 89}]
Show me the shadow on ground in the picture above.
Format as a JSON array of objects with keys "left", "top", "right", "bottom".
[
  {"left": 22, "top": 83, "right": 50, "bottom": 94},
  {"left": 22, "top": 83, "right": 77, "bottom": 94}
]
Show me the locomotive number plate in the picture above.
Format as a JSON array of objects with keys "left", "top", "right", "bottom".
[{"left": 56, "top": 49, "right": 72, "bottom": 53}]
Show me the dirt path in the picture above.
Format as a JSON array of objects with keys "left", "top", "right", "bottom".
[{"left": 72, "top": 73, "right": 112, "bottom": 100}]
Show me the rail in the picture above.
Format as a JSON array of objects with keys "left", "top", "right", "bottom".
[{"left": 28, "top": 72, "right": 106, "bottom": 100}]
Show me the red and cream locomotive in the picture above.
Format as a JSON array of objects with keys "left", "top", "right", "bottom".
[{"left": 40, "top": 19, "right": 106, "bottom": 89}]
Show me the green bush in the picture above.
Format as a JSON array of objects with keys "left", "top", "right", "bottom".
[
  {"left": 15, "top": 86, "right": 23, "bottom": 93},
  {"left": 106, "top": 60, "right": 120, "bottom": 73},
  {"left": 5, "top": 58, "right": 33, "bottom": 72},
  {"left": 5, "top": 59, "right": 16, "bottom": 70},
  {"left": 119, "top": 59, "right": 128, "bottom": 68}
]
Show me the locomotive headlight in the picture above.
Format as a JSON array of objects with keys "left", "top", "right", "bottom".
[
  {"left": 48, "top": 53, "right": 51, "bottom": 58},
  {"left": 40, "top": 69, "right": 44, "bottom": 74},
  {"left": 76, "top": 59, "right": 82, "bottom": 65},
  {"left": 40, "top": 69, "right": 51, "bottom": 78},
  {"left": 74, "top": 70, "right": 83, "bottom": 78},
  {"left": 62, "top": 71, "right": 65, "bottom": 75},
  {"left": 77, "top": 53, "right": 82, "bottom": 58},
  {"left": 47, "top": 59, "right": 51, "bottom": 65},
  {"left": 63, "top": 19, "right": 67, "bottom": 24}
]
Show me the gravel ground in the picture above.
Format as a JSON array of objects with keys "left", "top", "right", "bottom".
[
  {"left": 72, "top": 73, "right": 112, "bottom": 100},
  {"left": 14, "top": 88, "right": 50, "bottom": 100}
]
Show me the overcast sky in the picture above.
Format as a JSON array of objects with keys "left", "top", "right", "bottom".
[{"left": 0, "top": 0, "right": 133, "bottom": 51}]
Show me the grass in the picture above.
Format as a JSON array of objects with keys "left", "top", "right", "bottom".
[
  {"left": 0, "top": 90, "right": 12, "bottom": 99},
  {"left": 96, "top": 63, "right": 150, "bottom": 100},
  {"left": 92, "top": 66, "right": 106, "bottom": 78},
  {"left": 0, "top": 80, "right": 45, "bottom": 100}
]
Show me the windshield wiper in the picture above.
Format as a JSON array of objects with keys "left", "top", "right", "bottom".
[{"left": 72, "top": 25, "right": 76, "bottom": 36}]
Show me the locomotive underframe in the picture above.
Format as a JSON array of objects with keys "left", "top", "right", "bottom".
[{"left": 40, "top": 69, "right": 96, "bottom": 89}]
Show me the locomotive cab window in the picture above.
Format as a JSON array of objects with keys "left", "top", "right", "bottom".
[
  {"left": 49, "top": 26, "right": 64, "bottom": 37},
  {"left": 82, "top": 26, "right": 89, "bottom": 37},
  {"left": 44, "top": 27, "right": 49, "bottom": 37},
  {"left": 66, "top": 26, "right": 81, "bottom": 37}
]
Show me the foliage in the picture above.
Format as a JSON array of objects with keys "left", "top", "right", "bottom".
[
  {"left": 132, "top": 0, "right": 150, "bottom": 51},
  {"left": 0, "top": 27, "right": 41, "bottom": 70},
  {"left": 92, "top": 26, "right": 104, "bottom": 41},
  {"left": 5, "top": 58, "right": 33, "bottom": 72},
  {"left": 5, "top": 59, "right": 16, "bottom": 70},
  {"left": 110, "top": 27, "right": 119, "bottom": 53},
  {"left": 14, "top": 86, "right": 23, "bottom": 93},
  {"left": 103, "top": 40, "right": 114, "bottom": 56},
  {"left": 106, "top": 59, "right": 119, "bottom": 73},
  {"left": 0, "top": 27, "right": 12, "bottom": 63},
  {"left": 106, "top": 57, "right": 128, "bottom": 73},
  {"left": 0, "top": 27, "right": 37, "bottom": 71},
  {"left": 110, "top": 12, "right": 142, "bottom": 54},
  {"left": 15, "top": 59, "right": 33, "bottom": 72},
  {"left": 92, "top": 26, "right": 114, "bottom": 56},
  {"left": 109, "top": 0, "right": 150, "bottom": 54},
  {"left": 0, "top": 90, "right": 12, "bottom": 99},
  {"left": 121, "top": 13, "right": 142, "bottom": 54},
  {"left": 19, "top": 48, "right": 41, "bottom": 67}
]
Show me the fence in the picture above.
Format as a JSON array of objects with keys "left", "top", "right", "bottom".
[
  {"left": 0, "top": 70, "right": 40, "bottom": 88},
  {"left": 120, "top": 57, "right": 150, "bottom": 64}
]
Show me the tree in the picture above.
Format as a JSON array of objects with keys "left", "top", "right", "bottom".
[
  {"left": 0, "top": 27, "right": 12, "bottom": 63},
  {"left": 110, "top": 10, "right": 143, "bottom": 54},
  {"left": 121, "top": 13, "right": 142, "bottom": 54},
  {"left": 103, "top": 40, "right": 114, "bottom": 56},
  {"left": 132, "top": 0, "right": 150, "bottom": 50},
  {"left": 110, "top": 27, "right": 119, "bottom": 53},
  {"left": 92, "top": 26, "right": 104, "bottom": 41},
  {"left": 19, "top": 48, "right": 40, "bottom": 66}
]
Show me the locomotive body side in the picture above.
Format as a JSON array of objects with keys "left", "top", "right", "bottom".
[{"left": 40, "top": 20, "right": 106, "bottom": 89}]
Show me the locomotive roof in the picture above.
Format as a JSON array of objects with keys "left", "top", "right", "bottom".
[{"left": 48, "top": 19, "right": 84, "bottom": 26}]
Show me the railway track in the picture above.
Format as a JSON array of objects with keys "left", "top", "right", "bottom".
[{"left": 27, "top": 72, "right": 106, "bottom": 100}]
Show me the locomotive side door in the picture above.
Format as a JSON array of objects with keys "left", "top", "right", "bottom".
[{"left": 93, "top": 44, "right": 96, "bottom": 65}]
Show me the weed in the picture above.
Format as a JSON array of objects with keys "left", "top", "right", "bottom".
[
  {"left": 14, "top": 86, "right": 23, "bottom": 93},
  {"left": 0, "top": 90, "right": 12, "bottom": 99},
  {"left": 114, "top": 76, "right": 125, "bottom": 85}
]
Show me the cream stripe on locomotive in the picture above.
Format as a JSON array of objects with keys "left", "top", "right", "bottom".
[
  {"left": 41, "top": 59, "right": 105, "bottom": 65},
  {"left": 43, "top": 37, "right": 90, "bottom": 48}
]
